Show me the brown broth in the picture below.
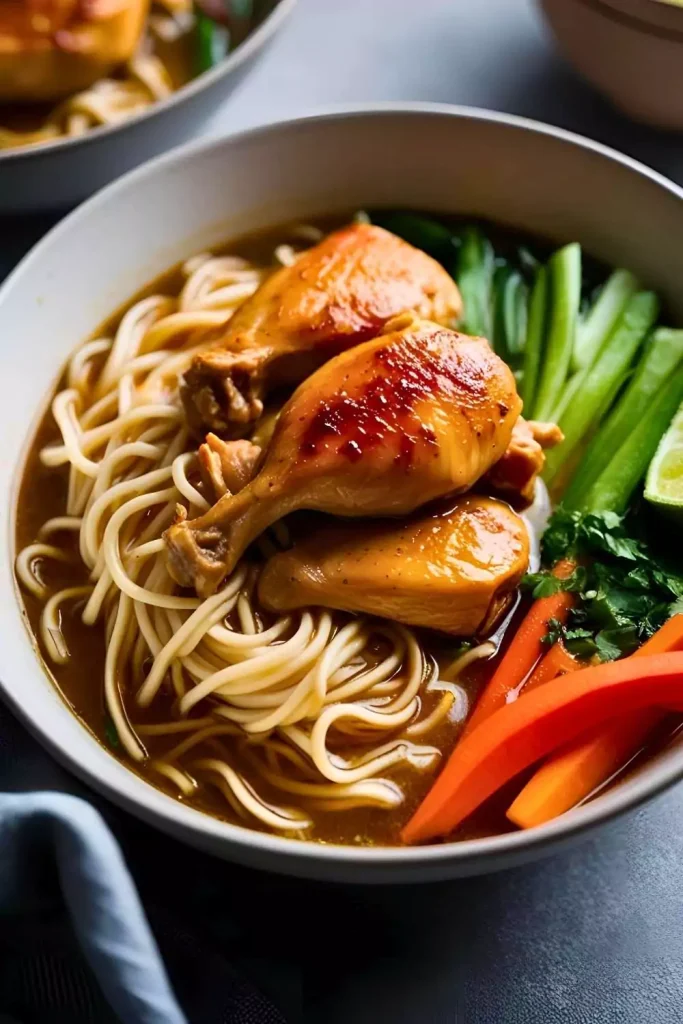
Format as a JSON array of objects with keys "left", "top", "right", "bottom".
[
  {"left": 16, "top": 215, "right": 652, "bottom": 849},
  {"left": 14, "top": 219, "right": 520, "bottom": 847},
  {"left": 16, "top": 435, "right": 504, "bottom": 846}
]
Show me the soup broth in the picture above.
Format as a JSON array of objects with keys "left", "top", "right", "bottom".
[{"left": 17, "top": 213, "right": 670, "bottom": 848}]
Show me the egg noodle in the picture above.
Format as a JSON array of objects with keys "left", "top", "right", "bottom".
[{"left": 15, "top": 227, "right": 494, "bottom": 835}]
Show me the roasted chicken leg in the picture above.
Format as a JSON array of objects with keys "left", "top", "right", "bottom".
[
  {"left": 258, "top": 496, "right": 529, "bottom": 636},
  {"left": 165, "top": 318, "right": 521, "bottom": 597},
  {"left": 180, "top": 223, "right": 462, "bottom": 436}
]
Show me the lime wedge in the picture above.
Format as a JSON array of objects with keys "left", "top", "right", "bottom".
[{"left": 645, "top": 400, "right": 683, "bottom": 517}]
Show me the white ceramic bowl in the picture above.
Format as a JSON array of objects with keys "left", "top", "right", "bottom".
[
  {"left": 2, "top": 105, "right": 683, "bottom": 883},
  {"left": 0, "top": 0, "right": 296, "bottom": 214},
  {"left": 539, "top": 0, "right": 683, "bottom": 129}
]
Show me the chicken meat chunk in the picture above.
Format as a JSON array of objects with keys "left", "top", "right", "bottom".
[
  {"left": 180, "top": 223, "right": 462, "bottom": 436},
  {"left": 258, "top": 496, "right": 529, "bottom": 637},
  {"left": 483, "top": 418, "right": 564, "bottom": 504},
  {"left": 0, "top": 0, "right": 148, "bottom": 101},
  {"left": 165, "top": 317, "right": 521, "bottom": 596}
]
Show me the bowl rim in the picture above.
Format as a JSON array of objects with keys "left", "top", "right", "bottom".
[
  {"left": 551, "top": 0, "right": 683, "bottom": 41},
  {"left": 3, "top": 101, "right": 683, "bottom": 874},
  {"left": 0, "top": 0, "right": 298, "bottom": 165}
]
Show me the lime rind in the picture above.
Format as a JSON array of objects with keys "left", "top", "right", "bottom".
[{"left": 645, "top": 401, "right": 683, "bottom": 512}]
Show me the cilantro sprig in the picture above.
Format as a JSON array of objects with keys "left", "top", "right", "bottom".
[{"left": 522, "top": 508, "right": 683, "bottom": 662}]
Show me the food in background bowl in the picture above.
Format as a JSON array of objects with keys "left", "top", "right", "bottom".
[
  {"left": 15, "top": 206, "right": 683, "bottom": 849},
  {"left": 0, "top": 0, "right": 256, "bottom": 149}
]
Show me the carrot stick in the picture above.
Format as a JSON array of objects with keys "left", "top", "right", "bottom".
[
  {"left": 507, "top": 614, "right": 683, "bottom": 829},
  {"left": 506, "top": 711, "right": 661, "bottom": 829},
  {"left": 462, "top": 559, "right": 576, "bottom": 736},
  {"left": 401, "top": 651, "right": 683, "bottom": 844},
  {"left": 522, "top": 641, "right": 579, "bottom": 694}
]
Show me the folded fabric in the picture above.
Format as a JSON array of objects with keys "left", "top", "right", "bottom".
[{"left": 0, "top": 792, "right": 187, "bottom": 1024}]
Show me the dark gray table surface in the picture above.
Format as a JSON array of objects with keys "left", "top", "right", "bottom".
[{"left": 3, "top": 1, "right": 683, "bottom": 1021}]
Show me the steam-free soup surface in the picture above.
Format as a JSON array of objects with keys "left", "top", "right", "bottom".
[{"left": 14, "top": 217, "right": 555, "bottom": 846}]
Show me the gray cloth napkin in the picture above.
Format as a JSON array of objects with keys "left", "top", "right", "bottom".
[
  {"left": 0, "top": 703, "right": 292, "bottom": 1024},
  {"left": 0, "top": 792, "right": 186, "bottom": 1024}
]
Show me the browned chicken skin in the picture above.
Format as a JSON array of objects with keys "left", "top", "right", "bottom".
[
  {"left": 165, "top": 317, "right": 521, "bottom": 597},
  {"left": 258, "top": 496, "right": 529, "bottom": 636},
  {"left": 180, "top": 223, "right": 462, "bottom": 437},
  {"left": 0, "top": 0, "right": 148, "bottom": 101}
]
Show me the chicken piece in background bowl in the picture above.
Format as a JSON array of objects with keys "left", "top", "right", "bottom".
[
  {"left": 0, "top": 0, "right": 149, "bottom": 102},
  {"left": 0, "top": 0, "right": 296, "bottom": 211}
]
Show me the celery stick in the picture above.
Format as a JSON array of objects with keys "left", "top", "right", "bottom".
[
  {"left": 564, "top": 328, "right": 683, "bottom": 508},
  {"left": 504, "top": 270, "right": 528, "bottom": 364},
  {"left": 571, "top": 269, "right": 639, "bottom": 373},
  {"left": 544, "top": 290, "right": 659, "bottom": 484},
  {"left": 551, "top": 369, "right": 582, "bottom": 422},
  {"left": 519, "top": 265, "right": 547, "bottom": 412},
  {"left": 457, "top": 226, "right": 494, "bottom": 338},
  {"left": 492, "top": 266, "right": 528, "bottom": 366},
  {"left": 584, "top": 370, "right": 683, "bottom": 515},
  {"left": 532, "top": 243, "right": 582, "bottom": 421}
]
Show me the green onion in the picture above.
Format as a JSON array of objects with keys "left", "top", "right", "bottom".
[
  {"left": 519, "top": 265, "right": 548, "bottom": 412},
  {"left": 194, "top": 12, "right": 230, "bottom": 75},
  {"left": 531, "top": 243, "right": 582, "bottom": 421},
  {"left": 457, "top": 226, "right": 495, "bottom": 337},
  {"left": 369, "top": 211, "right": 454, "bottom": 257},
  {"left": 491, "top": 265, "right": 528, "bottom": 366},
  {"left": 545, "top": 290, "right": 659, "bottom": 485},
  {"left": 584, "top": 370, "right": 683, "bottom": 515},
  {"left": 571, "top": 269, "right": 639, "bottom": 373},
  {"left": 563, "top": 327, "right": 683, "bottom": 508}
]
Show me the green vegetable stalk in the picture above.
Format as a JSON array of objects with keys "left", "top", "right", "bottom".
[
  {"left": 544, "top": 290, "right": 659, "bottom": 485},
  {"left": 519, "top": 265, "right": 547, "bottom": 412},
  {"left": 195, "top": 12, "right": 230, "bottom": 75},
  {"left": 532, "top": 243, "right": 581, "bottom": 421},
  {"left": 564, "top": 327, "right": 683, "bottom": 508},
  {"left": 491, "top": 266, "right": 528, "bottom": 367},
  {"left": 456, "top": 226, "right": 495, "bottom": 338},
  {"left": 584, "top": 371, "right": 683, "bottom": 515},
  {"left": 571, "top": 269, "right": 639, "bottom": 373}
]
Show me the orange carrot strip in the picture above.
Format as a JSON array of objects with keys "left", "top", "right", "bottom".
[
  {"left": 522, "top": 640, "right": 579, "bottom": 694},
  {"left": 506, "top": 711, "right": 661, "bottom": 830},
  {"left": 401, "top": 652, "right": 683, "bottom": 844},
  {"left": 507, "top": 614, "right": 683, "bottom": 829},
  {"left": 462, "top": 559, "right": 576, "bottom": 736},
  {"left": 635, "top": 614, "right": 683, "bottom": 658}
]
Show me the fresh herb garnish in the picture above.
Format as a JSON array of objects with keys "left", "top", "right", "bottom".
[
  {"left": 523, "top": 564, "right": 586, "bottom": 599},
  {"left": 522, "top": 508, "right": 683, "bottom": 662}
]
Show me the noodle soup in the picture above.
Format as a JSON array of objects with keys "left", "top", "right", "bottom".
[{"left": 16, "top": 213, "right": 683, "bottom": 847}]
